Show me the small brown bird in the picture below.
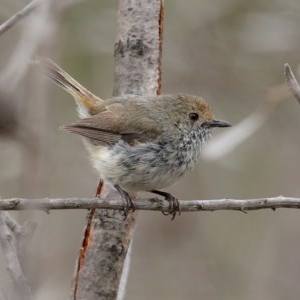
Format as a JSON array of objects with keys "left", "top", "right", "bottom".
[{"left": 41, "top": 58, "right": 230, "bottom": 219}]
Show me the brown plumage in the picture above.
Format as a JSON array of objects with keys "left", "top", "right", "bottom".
[{"left": 39, "top": 58, "right": 230, "bottom": 219}]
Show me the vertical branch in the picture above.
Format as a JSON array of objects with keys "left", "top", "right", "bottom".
[
  {"left": 113, "top": 0, "right": 163, "bottom": 96},
  {"left": 0, "top": 213, "right": 32, "bottom": 300},
  {"left": 69, "top": 0, "right": 164, "bottom": 299}
]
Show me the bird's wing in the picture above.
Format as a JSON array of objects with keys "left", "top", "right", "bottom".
[{"left": 62, "top": 100, "right": 163, "bottom": 146}]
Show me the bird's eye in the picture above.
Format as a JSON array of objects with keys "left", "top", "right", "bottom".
[{"left": 189, "top": 112, "right": 199, "bottom": 122}]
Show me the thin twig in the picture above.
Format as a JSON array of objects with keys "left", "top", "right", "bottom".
[
  {"left": 2, "top": 212, "right": 37, "bottom": 263},
  {"left": 0, "top": 196, "right": 299, "bottom": 212},
  {"left": 2, "top": 212, "right": 22, "bottom": 235},
  {"left": 284, "top": 63, "right": 300, "bottom": 105},
  {"left": 0, "top": 213, "right": 32, "bottom": 300},
  {"left": 0, "top": 0, "right": 61, "bottom": 91},
  {"left": 0, "top": 0, "right": 38, "bottom": 37}
]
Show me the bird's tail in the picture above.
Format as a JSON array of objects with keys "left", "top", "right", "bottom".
[{"left": 34, "top": 57, "right": 103, "bottom": 118}]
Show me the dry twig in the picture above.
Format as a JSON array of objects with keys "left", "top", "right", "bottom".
[
  {"left": 284, "top": 63, "right": 300, "bottom": 104},
  {"left": 0, "top": 196, "right": 299, "bottom": 213},
  {"left": 0, "top": 213, "right": 32, "bottom": 300},
  {"left": 0, "top": 0, "right": 38, "bottom": 37},
  {"left": 2, "top": 212, "right": 37, "bottom": 263}
]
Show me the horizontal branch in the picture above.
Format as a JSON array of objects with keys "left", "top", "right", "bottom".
[{"left": 0, "top": 196, "right": 300, "bottom": 213}]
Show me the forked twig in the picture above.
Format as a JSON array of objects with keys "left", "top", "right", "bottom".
[{"left": 0, "top": 213, "right": 32, "bottom": 300}]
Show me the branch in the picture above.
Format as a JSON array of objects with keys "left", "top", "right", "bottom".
[
  {"left": 0, "top": 0, "right": 78, "bottom": 38},
  {"left": 0, "top": 0, "right": 37, "bottom": 37},
  {"left": 69, "top": 1, "right": 164, "bottom": 299},
  {"left": 0, "top": 213, "right": 32, "bottom": 300},
  {"left": 0, "top": 196, "right": 299, "bottom": 212},
  {"left": 284, "top": 63, "right": 300, "bottom": 105},
  {"left": 0, "top": 0, "right": 62, "bottom": 92},
  {"left": 2, "top": 212, "right": 37, "bottom": 263}
]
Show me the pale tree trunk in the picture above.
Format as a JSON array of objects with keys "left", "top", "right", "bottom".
[{"left": 69, "top": 1, "right": 164, "bottom": 299}]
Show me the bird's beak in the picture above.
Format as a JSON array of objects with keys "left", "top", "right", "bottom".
[{"left": 202, "top": 119, "right": 231, "bottom": 128}]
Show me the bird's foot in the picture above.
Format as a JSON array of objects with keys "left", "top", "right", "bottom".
[
  {"left": 114, "top": 184, "right": 136, "bottom": 219},
  {"left": 151, "top": 190, "right": 181, "bottom": 220}
]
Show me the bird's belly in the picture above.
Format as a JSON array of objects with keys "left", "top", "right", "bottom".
[{"left": 87, "top": 141, "right": 200, "bottom": 192}]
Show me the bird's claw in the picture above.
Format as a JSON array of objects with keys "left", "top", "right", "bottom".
[
  {"left": 162, "top": 194, "right": 181, "bottom": 220},
  {"left": 151, "top": 190, "right": 181, "bottom": 220},
  {"left": 114, "top": 184, "right": 136, "bottom": 220}
]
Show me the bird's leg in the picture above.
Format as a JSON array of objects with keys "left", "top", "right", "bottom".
[
  {"left": 95, "top": 179, "right": 104, "bottom": 197},
  {"left": 114, "top": 184, "right": 136, "bottom": 219},
  {"left": 151, "top": 190, "right": 181, "bottom": 220}
]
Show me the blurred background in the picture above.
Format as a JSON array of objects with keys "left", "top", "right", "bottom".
[{"left": 1, "top": 0, "right": 300, "bottom": 299}]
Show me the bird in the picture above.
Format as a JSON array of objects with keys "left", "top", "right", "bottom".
[{"left": 39, "top": 58, "right": 231, "bottom": 219}]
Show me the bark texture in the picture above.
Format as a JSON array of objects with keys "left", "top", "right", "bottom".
[{"left": 69, "top": 1, "right": 164, "bottom": 299}]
